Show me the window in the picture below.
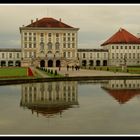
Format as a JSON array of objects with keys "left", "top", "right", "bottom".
[
  {"left": 55, "top": 42, "right": 60, "bottom": 50},
  {"left": 49, "top": 38, "right": 51, "bottom": 42},
  {"left": 72, "top": 33, "right": 75, "bottom": 36},
  {"left": 72, "top": 37, "right": 75, "bottom": 41},
  {"left": 133, "top": 46, "right": 135, "bottom": 49},
  {"left": 116, "top": 53, "right": 118, "bottom": 58},
  {"left": 63, "top": 33, "right": 66, "bottom": 36},
  {"left": 112, "top": 46, "right": 114, "bottom": 49},
  {"left": 56, "top": 33, "right": 59, "bottom": 37},
  {"left": 68, "top": 37, "right": 70, "bottom": 41},
  {"left": 33, "top": 37, "right": 36, "bottom": 41},
  {"left": 33, "top": 43, "right": 36, "bottom": 48},
  {"left": 56, "top": 38, "right": 59, "bottom": 42},
  {"left": 17, "top": 53, "right": 19, "bottom": 58},
  {"left": 68, "top": 43, "right": 70, "bottom": 48},
  {"left": 47, "top": 42, "right": 52, "bottom": 50},
  {"left": 68, "top": 52, "right": 70, "bottom": 58},
  {"left": 77, "top": 53, "right": 79, "bottom": 58},
  {"left": 138, "top": 53, "right": 140, "bottom": 58},
  {"left": 24, "top": 43, "right": 27, "bottom": 48},
  {"left": 121, "top": 53, "right": 123, "bottom": 58},
  {"left": 29, "top": 52, "right": 32, "bottom": 58},
  {"left": 125, "top": 46, "right": 127, "bottom": 49},
  {"left": 63, "top": 43, "right": 66, "bottom": 48},
  {"left": 121, "top": 46, "right": 123, "bottom": 49},
  {"left": 83, "top": 53, "right": 85, "bottom": 58},
  {"left": 63, "top": 52, "right": 66, "bottom": 58},
  {"left": 24, "top": 32, "right": 27, "bottom": 35},
  {"left": 2, "top": 53, "right": 4, "bottom": 58},
  {"left": 29, "top": 44, "right": 32, "bottom": 48},
  {"left": 116, "top": 46, "right": 118, "bottom": 49},
  {"left": 68, "top": 33, "right": 70, "bottom": 36},
  {"left": 97, "top": 53, "right": 99, "bottom": 58},
  {"left": 9, "top": 53, "right": 12, "bottom": 58},
  {"left": 90, "top": 53, "right": 92, "bottom": 58},
  {"left": 48, "top": 33, "right": 51, "bottom": 37},
  {"left": 129, "top": 46, "right": 131, "bottom": 49},
  {"left": 133, "top": 53, "right": 135, "bottom": 58},
  {"left": 138, "top": 46, "right": 139, "bottom": 49},
  {"left": 24, "top": 37, "right": 27, "bottom": 41},
  {"left": 112, "top": 53, "right": 114, "bottom": 58},
  {"left": 33, "top": 33, "right": 36, "bottom": 36},
  {"left": 40, "top": 33, "right": 44, "bottom": 37},
  {"left": 29, "top": 33, "right": 32, "bottom": 35},
  {"left": 104, "top": 53, "right": 106, "bottom": 58},
  {"left": 129, "top": 53, "right": 131, "bottom": 58},
  {"left": 72, "top": 43, "right": 75, "bottom": 48},
  {"left": 63, "top": 37, "right": 66, "bottom": 41},
  {"left": 29, "top": 37, "right": 32, "bottom": 41}
]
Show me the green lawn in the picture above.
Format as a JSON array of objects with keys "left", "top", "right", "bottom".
[{"left": 0, "top": 67, "right": 28, "bottom": 77}]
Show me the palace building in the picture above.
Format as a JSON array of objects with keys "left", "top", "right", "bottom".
[
  {"left": 0, "top": 17, "right": 140, "bottom": 67},
  {"left": 19, "top": 17, "right": 79, "bottom": 67}
]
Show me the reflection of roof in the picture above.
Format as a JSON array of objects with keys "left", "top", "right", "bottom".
[
  {"left": 26, "top": 17, "right": 74, "bottom": 28},
  {"left": 103, "top": 88, "right": 140, "bottom": 104},
  {"left": 101, "top": 28, "right": 140, "bottom": 46},
  {"left": 20, "top": 101, "right": 79, "bottom": 117}
]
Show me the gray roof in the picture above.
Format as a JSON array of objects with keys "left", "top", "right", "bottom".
[
  {"left": 78, "top": 49, "right": 108, "bottom": 52},
  {"left": 0, "top": 48, "right": 21, "bottom": 52}
]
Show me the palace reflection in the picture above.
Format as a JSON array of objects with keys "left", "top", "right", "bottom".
[
  {"left": 101, "top": 79, "right": 140, "bottom": 104},
  {"left": 20, "top": 81, "right": 79, "bottom": 118}
]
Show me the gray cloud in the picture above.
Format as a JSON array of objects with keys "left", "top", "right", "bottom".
[{"left": 0, "top": 4, "right": 140, "bottom": 48}]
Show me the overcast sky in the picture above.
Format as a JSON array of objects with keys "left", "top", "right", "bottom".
[{"left": 0, "top": 4, "right": 140, "bottom": 49}]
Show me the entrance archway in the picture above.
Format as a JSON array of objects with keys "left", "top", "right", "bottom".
[
  {"left": 82, "top": 60, "right": 87, "bottom": 66},
  {"left": 1, "top": 61, "right": 6, "bottom": 66},
  {"left": 15, "top": 61, "right": 21, "bottom": 67},
  {"left": 103, "top": 60, "right": 107, "bottom": 66},
  {"left": 48, "top": 60, "right": 53, "bottom": 67},
  {"left": 89, "top": 60, "right": 93, "bottom": 66},
  {"left": 40, "top": 60, "right": 45, "bottom": 67},
  {"left": 96, "top": 60, "right": 100, "bottom": 66},
  {"left": 56, "top": 60, "right": 61, "bottom": 67},
  {"left": 8, "top": 61, "right": 13, "bottom": 66}
]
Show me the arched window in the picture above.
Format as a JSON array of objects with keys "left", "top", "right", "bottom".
[{"left": 47, "top": 42, "right": 52, "bottom": 50}]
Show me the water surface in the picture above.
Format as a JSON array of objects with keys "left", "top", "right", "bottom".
[{"left": 0, "top": 79, "right": 140, "bottom": 135}]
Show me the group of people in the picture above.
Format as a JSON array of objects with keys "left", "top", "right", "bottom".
[
  {"left": 58, "top": 64, "right": 80, "bottom": 71},
  {"left": 67, "top": 65, "right": 80, "bottom": 71}
]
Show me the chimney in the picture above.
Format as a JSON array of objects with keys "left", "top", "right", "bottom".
[
  {"left": 31, "top": 20, "right": 33, "bottom": 24},
  {"left": 36, "top": 18, "right": 38, "bottom": 22},
  {"left": 59, "top": 18, "right": 61, "bottom": 22}
]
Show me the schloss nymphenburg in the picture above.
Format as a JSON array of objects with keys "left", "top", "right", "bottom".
[{"left": 0, "top": 17, "right": 140, "bottom": 67}]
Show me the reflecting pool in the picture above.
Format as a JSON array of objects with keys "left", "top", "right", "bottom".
[{"left": 0, "top": 79, "right": 140, "bottom": 135}]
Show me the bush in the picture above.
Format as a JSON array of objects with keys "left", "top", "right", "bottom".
[
  {"left": 51, "top": 70, "right": 53, "bottom": 74},
  {"left": 94, "top": 67, "right": 96, "bottom": 70},
  {"left": 107, "top": 67, "right": 109, "bottom": 71},
  {"left": 48, "top": 69, "right": 50, "bottom": 73},
  {"left": 54, "top": 70, "right": 57, "bottom": 75}
]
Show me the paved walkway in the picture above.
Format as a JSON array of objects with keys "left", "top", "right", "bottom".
[
  {"left": 41, "top": 67, "right": 140, "bottom": 77},
  {"left": 30, "top": 67, "right": 49, "bottom": 78}
]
